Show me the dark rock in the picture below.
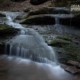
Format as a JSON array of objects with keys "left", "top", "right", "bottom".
[
  {"left": 67, "top": 60, "right": 79, "bottom": 66},
  {"left": 67, "top": 60, "right": 80, "bottom": 69},
  {"left": 0, "top": 24, "right": 20, "bottom": 55},
  {"left": 0, "top": 28, "right": 19, "bottom": 38},
  {"left": 21, "top": 15, "right": 55, "bottom": 25},
  {"left": 61, "top": 64, "right": 80, "bottom": 75},
  {"left": 11, "top": 0, "right": 25, "bottom": 2},
  {"left": 59, "top": 14, "right": 80, "bottom": 28},
  {"left": 24, "top": 8, "right": 31, "bottom": 12},
  {"left": 30, "top": 0, "right": 49, "bottom": 5},
  {"left": 49, "top": 39, "right": 70, "bottom": 47},
  {"left": 0, "top": 43, "right": 5, "bottom": 55},
  {"left": 0, "top": 13, "right": 6, "bottom": 17},
  {"left": 65, "top": 66, "right": 80, "bottom": 75},
  {"left": 27, "top": 7, "right": 70, "bottom": 17}
]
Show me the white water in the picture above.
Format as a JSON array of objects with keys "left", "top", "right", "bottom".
[
  {"left": 4, "top": 12, "right": 57, "bottom": 64},
  {"left": 0, "top": 12, "right": 75, "bottom": 80},
  {"left": 0, "top": 55, "right": 73, "bottom": 80}
]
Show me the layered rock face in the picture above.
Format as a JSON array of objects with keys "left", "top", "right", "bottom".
[{"left": 60, "top": 14, "right": 80, "bottom": 28}]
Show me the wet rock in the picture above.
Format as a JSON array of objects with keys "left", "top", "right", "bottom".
[
  {"left": 65, "top": 67, "right": 80, "bottom": 75},
  {"left": 50, "top": 35, "right": 80, "bottom": 63},
  {"left": 0, "top": 43, "right": 5, "bottom": 55},
  {"left": 22, "top": 7, "right": 70, "bottom": 25},
  {"left": 27, "top": 7, "right": 70, "bottom": 17},
  {"left": 61, "top": 64, "right": 80, "bottom": 75},
  {"left": 0, "top": 13, "right": 5, "bottom": 17},
  {"left": 0, "top": 24, "right": 20, "bottom": 38},
  {"left": 0, "top": 24, "right": 20, "bottom": 55},
  {"left": 21, "top": 15, "right": 55, "bottom": 25},
  {"left": 67, "top": 60, "right": 80, "bottom": 69},
  {"left": 59, "top": 14, "right": 80, "bottom": 28},
  {"left": 49, "top": 39, "right": 70, "bottom": 47},
  {"left": 30, "top": 0, "right": 49, "bottom": 5},
  {"left": 67, "top": 60, "right": 79, "bottom": 66}
]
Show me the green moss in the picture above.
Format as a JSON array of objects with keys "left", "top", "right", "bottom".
[
  {"left": 63, "top": 44, "right": 80, "bottom": 61},
  {"left": 49, "top": 39, "right": 70, "bottom": 47},
  {"left": 27, "top": 7, "right": 66, "bottom": 18},
  {"left": 57, "top": 36, "right": 72, "bottom": 42},
  {"left": 27, "top": 8, "right": 53, "bottom": 17},
  {"left": 0, "top": 24, "right": 19, "bottom": 38},
  {"left": 0, "top": 24, "right": 9, "bottom": 30},
  {"left": 49, "top": 35, "right": 80, "bottom": 62}
]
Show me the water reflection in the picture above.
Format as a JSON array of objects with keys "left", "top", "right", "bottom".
[{"left": 0, "top": 55, "right": 74, "bottom": 80}]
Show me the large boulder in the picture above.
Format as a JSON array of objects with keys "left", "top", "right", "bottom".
[
  {"left": 0, "top": 24, "right": 19, "bottom": 38},
  {"left": 0, "top": 24, "right": 20, "bottom": 55},
  {"left": 0, "top": 13, "right": 6, "bottom": 17},
  {"left": 21, "top": 15, "right": 55, "bottom": 25},
  {"left": 61, "top": 64, "right": 80, "bottom": 75},
  {"left": 21, "top": 7, "right": 70, "bottom": 25},
  {"left": 59, "top": 14, "right": 80, "bottom": 28},
  {"left": 30, "top": 0, "right": 49, "bottom": 5}
]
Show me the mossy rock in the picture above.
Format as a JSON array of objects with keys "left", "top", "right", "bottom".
[
  {"left": 0, "top": 13, "right": 6, "bottom": 17},
  {"left": 27, "top": 7, "right": 70, "bottom": 17},
  {"left": 57, "top": 36, "right": 72, "bottom": 42},
  {"left": 30, "top": 0, "right": 49, "bottom": 5},
  {"left": 11, "top": 0, "right": 25, "bottom": 2},
  {"left": 0, "top": 24, "right": 19, "bottom": 38},
  {"left": 63, "top": 44, "right": 80, "bottom": 62},
  {"left": 21, "top": 15, "right": 55, "bottom": 25},
  {"left": 0, "top": 24, "right": 20, "bottom": 55},
  {"left": 49, "top": 39, "right": 70, "bottom": 47},
  {"left": 49, "top": 35, "right": 80, "bottom": 63}
]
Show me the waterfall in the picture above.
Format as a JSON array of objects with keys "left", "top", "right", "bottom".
[
  {"left": 4, "top": 12, "right": 57, "bottom": 64},
  {"left": 55, "top": 17, "right": 59, "bottom": 24}
]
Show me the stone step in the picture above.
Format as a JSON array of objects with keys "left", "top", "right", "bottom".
[
  {"left": 61, "top": 64, "right": 80, "bottom": 75},
  {"left": 67, "top": 60, "right": 80, "bottom": 68}
]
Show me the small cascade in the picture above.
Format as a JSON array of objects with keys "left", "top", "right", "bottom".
[
  {"left": 55, "top": 17, "right": 59, "bottom": 24},
  {"left": 4, "top": 12, "right": 58, "bottom": 64},
  {"left": 54, "top": 16, "right": 64, "bottom": 34},
  {"left": 53, "top": 13, "right": 73, "bottom": 34}
]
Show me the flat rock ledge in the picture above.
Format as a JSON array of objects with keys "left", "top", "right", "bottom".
[{"left": 61, "top": 60, "right": 80, "bottom": 75}]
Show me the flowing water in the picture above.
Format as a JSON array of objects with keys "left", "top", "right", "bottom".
[
  {"left": 3, "top": 12, "right": 58, "bottom": 64},
  {"left": 0, "top": 12, "right": 77, "bottom": 80}
]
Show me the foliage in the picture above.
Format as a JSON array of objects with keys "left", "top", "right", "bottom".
[{"left": 49, "top": 35, "right": 80, "bottom": 62}]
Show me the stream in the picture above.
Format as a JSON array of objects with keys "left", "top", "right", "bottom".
[{"left": 0, "top": 11, "right": 78, "bottom": 80}]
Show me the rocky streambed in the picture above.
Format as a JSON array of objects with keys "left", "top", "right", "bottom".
[
  {"left": 19, "top": 7, "right": 80, "bottom": 75},
  {"left": 0, "top": 7, "right": 80, "bottom": 80}
]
